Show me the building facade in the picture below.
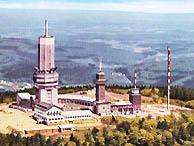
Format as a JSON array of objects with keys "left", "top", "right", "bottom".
[
  {"left": 34, "top": 102, "right": 92, "bottom": 124},
  {"left": 129, "top": 88, "right": 142, "bottom": 113}
]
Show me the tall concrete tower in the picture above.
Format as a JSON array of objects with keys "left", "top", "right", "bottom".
[
  {"left": 95, "top": 57, "right": 106, "bottom": 101},
  {"left": 33, "top": 20, "right": 58, "bottom": 105}
]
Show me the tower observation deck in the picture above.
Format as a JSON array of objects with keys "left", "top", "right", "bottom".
[{"left": 33, "top": 20, "right": 58, "bottom": 105}]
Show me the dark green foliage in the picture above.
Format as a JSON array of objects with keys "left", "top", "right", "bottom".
[
  {"left": 158, "top": 86, "right": 194, "bottom": 101},
  {"left": 46, "top": 138, "right": 53, "bottom": 146},
  {"left": 111, "top": 116, "right": 118, "bottom": 125},
  {"left": 187, "top": 122, "right": 194, "bottom": 136},
  {"left": 116, "top": 121, "right": 130, "bottom": 134},
  {"left": 107, "top": 85, "right": 194, "bottom": 102},
  {"left": 53, "top": 137, "right": 64, "bottom": 146},
  {"left": 58, "top": 85, "right": 94, "bottom": 94},
  {"left": 0, "top": 133, "right": 64, "bottom": 146},
  {"left": 157, "top": 120, "right": 169, "bottom": 130},
  {"left": 70, "top": 133, "right": 80, "bottom": 146},
  {"left": 138, "top": 118, "right": 145, "bottom": 130},
  {"left": 92, "top": 127, "right": 99, "bottom": 138}
]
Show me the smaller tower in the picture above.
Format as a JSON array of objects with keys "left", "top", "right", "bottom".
[
  {"left": 95, "top": 56, "right": 106, "bottom": 102},
  {"left": 129, "top": 69, "right": 141, "bottom": 113},
  {"left": 93, "top": 57, "right": 111, "bottom": 116}
]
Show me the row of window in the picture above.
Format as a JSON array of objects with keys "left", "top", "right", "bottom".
[
  {"left": 47, "top": 111, "right": 62, "bottom": 116},
  {"left": 58, "top": 99, "right": 93, "bottom": 106},
  {"left": 48, "top": 115, "right": 92, "bottom": 121},
  {"left": 36, "top": 110, "right": 43, "bottom": 115},
  {"left": 49, "top": 118, "right": 63, "bottom": 121},
  {"left": 63, "top": 115, "right": 91, "bottom": 119}
]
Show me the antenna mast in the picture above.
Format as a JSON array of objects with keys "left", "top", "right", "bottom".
[
  {"left": 134, "top": 69, "right": 137, "bottom": 89},
  {"left": 99, "top": 56, "right": 102, "bottom": 71},
  {"left": 167, "top": 47, "right": 171, "bottom": 111},
  {"left": 45, "top": 20, "right": 48, "bottom": 37}
]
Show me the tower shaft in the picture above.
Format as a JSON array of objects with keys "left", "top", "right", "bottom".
[{"left": 33, "top": 20, "right": 58, "bottom": 105}]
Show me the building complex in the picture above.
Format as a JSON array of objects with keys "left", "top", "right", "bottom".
[{"left": 15, "top": 20, "right": 142, "bottom": 125}]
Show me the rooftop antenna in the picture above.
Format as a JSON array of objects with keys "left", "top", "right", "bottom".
[
  {"left": 167, "top": 47, "right": 171, "bottom": 111},
  {"left": 134, "top": 69, "right": 137, "bottom": 89},
  {"left": 45, "top": 20, "right": 48, "bottom": 37},
  {"left": 99, "top": 56, "right": 102, "bottom": 71}
]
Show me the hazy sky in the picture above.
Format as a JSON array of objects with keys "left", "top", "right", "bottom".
[{"left": 0, "top": 0, "right": 194, "bottom": 13}]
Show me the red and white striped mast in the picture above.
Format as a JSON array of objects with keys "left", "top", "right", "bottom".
[
  {"left": 167, "top": 47, "right": 171, "bottom": 110},
  {"left": 134, "top": 69, "right": 137, "bottom": 89}
]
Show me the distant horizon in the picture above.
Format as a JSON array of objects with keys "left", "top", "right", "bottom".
[
  {"left": 0, "top": 0, "right": 194, "bottom": 14},
  {"left": 1, "top": 8, "right": 194, "bottom": 15}
]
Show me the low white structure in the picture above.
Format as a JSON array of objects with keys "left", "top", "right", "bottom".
[
  {"left": 58, "top": 94, "right": 95, "bottom": 106},
  {"left": 34, "top": 102, "right": 64, "bottom": 124},
  {"left": 34, "top": 101, "right": 92, "bottom": 124},
  {"left": 58, "top": 124, "right": 75, "bottom": 132},
  {"left": 63, "top": 110, "right": 92, "bottom": 121}
]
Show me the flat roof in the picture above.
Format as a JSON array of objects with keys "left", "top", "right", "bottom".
[
  {"left": 35, "top": 102, "right": 63, "bottom": 112},
  {"left": 62, "top": 110, "right": 92, "bottom": 116},
  {"left": 58, "top": 124, "right": 74, "bottom": 129},
  {"left": 58, "top": 94, "right": 95, "bottom": 102},
  {"left": 111, "top": 101, "right": 132, "bottom": 106},
  {"left": 17, "top": 93, "right": 35, "bottom": 100},
  {"left": 25, "top": 126, "right": 57, "bottom": 131}
]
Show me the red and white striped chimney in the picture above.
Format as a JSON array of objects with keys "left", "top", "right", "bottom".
[
  {"left": 134, "top": 69, "right": 137, "bottom": 89},
  {"left": 167, "top": 47, "right": 171, "bottom": 110}
]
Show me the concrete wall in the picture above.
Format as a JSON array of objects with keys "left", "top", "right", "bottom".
[
  {"left": 38, "top": 37, "right": 55, "bottom": 71},
  {"left": 95, "top": 103, "right": 111, "bottom": 115}
]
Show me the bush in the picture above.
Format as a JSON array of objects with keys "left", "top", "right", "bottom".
[
  {"left": 185, "top": 100, "right": 194, "bottom": 109},
  {"left": 3, "top": 97, "right": 13, "bottom": 104}
]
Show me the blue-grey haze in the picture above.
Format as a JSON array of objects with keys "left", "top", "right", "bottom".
[{"left": 0, "top": 9, "right": 194, "bottom": 88}]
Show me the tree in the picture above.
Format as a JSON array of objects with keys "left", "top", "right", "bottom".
[
  {"left": 92, "top": 127, "right": 99, "bottom": 138},
  {"left": 70, "top": 133, "right": 80, "bottom": 146},
  {"left": 116, "top": 121, "right": 130, "bottom": 135},
  {"left": 142, "top": 119, "right": 157, "bottom": 132},
  {"left": 83, "top": 132, "right": 95, "bottom": 146},
  {"left": 138, "top": 118, "right": 145, "bottom": 130},
  {"left": 162, "top": 131, "right": 174, "bottom": 146},
  {"left": 53, "top": 137, "right": 63, "bottom": 146},
  {"left": 177, "top": 126, "right": 191, "bottom": 144},
  {"left": 46, "top": 138, "right": 53, "bottom": 146},
  {"left": 16, "top": 132, "right": 22, "bottom": 144},
  {"left": 187, "top": 122, "right": 194, "bottom": 136},
  {"left": 157, "top": 120, "right": 168, "bottom": 131}
]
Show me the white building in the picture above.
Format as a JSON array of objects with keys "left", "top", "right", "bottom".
[
  {"left": 58, "top": 94, "right": 95, "bottom": 106},
  {"left": 34, "top": 102, "right": 64, "bottom": 124},
  {"left": 34, "top": 102, "right": 92, "bottom": 124},
  {"left": 63, "top": 110, "right": 92, "bottom": 121}
]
